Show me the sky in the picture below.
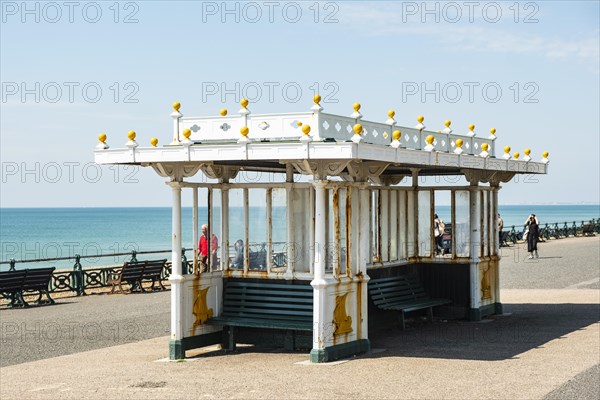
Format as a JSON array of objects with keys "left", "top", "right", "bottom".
[{"left": 1, "top": 0, "right": 599, "bottom": 207}]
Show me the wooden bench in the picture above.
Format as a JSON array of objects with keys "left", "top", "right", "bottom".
[
  {"left": 207, "top": 280, "right": 313, "bottom": 350},
  {"left": 582, "top": 224, "right": 595, "bottom": 236},
  {"left": 369, "top": 275, "right": 451, "bottom": 329},
  {"left": 107, "top": 259, "right": 167, "bottom": 294},
  {"left": 500, "top": 230, "right": 510, "bottom": 247},
  {"left": 140, "top": 259, "right": 168, "bottom": 291},
  {"left": 0, "top": 267, "right": 55, "bottom": 307}
]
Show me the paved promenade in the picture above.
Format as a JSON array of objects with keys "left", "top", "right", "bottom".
[{"left": 1, "top": 237, "right": 598, "bottom": 399}]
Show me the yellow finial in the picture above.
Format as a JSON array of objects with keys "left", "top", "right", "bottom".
[
  {"left": 388, "top": 110, "right": 395, "bottom": 118},
  {"left": 302, "top": 124, "right": 311, "bottom": 135},
  {"left": 313, "top": 94, "right": 321, "bottom": 105},
  {"left": 542, "top": 151, "right": 549, "bottom": 158},
  {"left": 444, "top": 120, "right": 451, "bottom": 128},
  {"left": 183, "top": 129, "right": 191, "bottom": 139},
  {"left": 524, "top": 148, "right": 531, "bottom": 156},
  {"left": 219, "top": 108, "right": 227, "bottom": 116},
  {"left": 296, "top": 121, "right": 303, "bottom": 127},
  {"left": 482, "top": 143, "right": 489, "bottom": 151},
  {"left": 127, "top": 130, "right": 136, "bottom": 140},
  {"left": 504, "top": 145, "right": 511, "bottom": 153},
  {"left": 513, "top": 151, "right": 520, "bottom": 159},
  {"left": 240, "top": 126, "right": 249, "bottom": 137},
  {"left": 353, "top": 102, "right": 361, "bottom": 112},
  {"left": 150, "top": 137, "right": 158, "bottom": 147},
  {"left": 456, "top": 139, "right": 463, "bottom": 148},
  {"left": 490, "top": 127, "right": 496, "bottom": 135},
  {"left": 240, "top": 98, "right": 249, "bottom": 108},
  {"left": 469, "top": 124, "right": 475, "bottom": 131},
  {"left": 173, "top": 102, "right": 181, "bottom": 112},
  {"left": 392, "top": 130, "right": 401, "bottom": 140},
  {"left": 426, "top": 134, "right": 434, "bottom": 145},
  {"left": 417, "top": 115, "right": 424, "bottom": 123},
  {"left": 98, "top": 133, "right": 107, "bottom": 143},
  {"left": 353, "top": 123, "right": 363, "bottom": 135}
]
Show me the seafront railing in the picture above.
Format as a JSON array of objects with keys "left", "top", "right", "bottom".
[
  {"left": 503, "top": 218, "right": 600, "bottom": 245},
  {"left": 0, "top": 249, "right": 182, "bottom": 297},
  {"left": 0, "top": 221, "right": 597, "bottom": 299},
  {"left": 0, "top": 242, "right": 288, "bottom": 298}
]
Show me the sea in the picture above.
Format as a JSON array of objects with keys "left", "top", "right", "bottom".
[{"left": 1, "top": 205, "right": 598, "bottom": 271}]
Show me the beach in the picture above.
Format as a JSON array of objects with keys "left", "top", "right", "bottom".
[{"left": 1, "top": 236, "right": 598, "bottom": 399}]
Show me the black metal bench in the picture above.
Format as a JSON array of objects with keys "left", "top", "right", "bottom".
[
  {"left": 207, "top": 280, "right": 313, "bottom": 350},
  {"left": 0, "top": 267, "right": 55, "bottom": 307},
  {"left": 369, "top": 275, "right": 451, "bottom": 329}
]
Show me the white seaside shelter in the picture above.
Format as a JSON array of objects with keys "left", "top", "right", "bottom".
[{"left": 94, "top": 96, "right": 549, "bottom": 362}]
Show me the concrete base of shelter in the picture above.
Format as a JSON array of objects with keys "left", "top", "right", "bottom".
[
  {"left": 309, "top": 339, "right": 371, "bottom": 363},
  {"left": 469, "top": 302, "right": 503, "bottom": 321}
]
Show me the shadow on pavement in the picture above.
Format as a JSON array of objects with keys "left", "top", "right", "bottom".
[{"left": 365, "top": 302, "right": 599, "bottom": 361}]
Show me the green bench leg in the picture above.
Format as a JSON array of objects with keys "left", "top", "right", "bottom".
[
  {"left": 284, "top": 331, "right": 294, "bottom": 351},
  {"left": 223, "top": 326, "right": 236, "bottom": 352},
  {"left": 399, "top": 311, "right": 406, "bottom": 330},
  {"left": 427, "top": 307, "right": 433, "bottom": 323}
]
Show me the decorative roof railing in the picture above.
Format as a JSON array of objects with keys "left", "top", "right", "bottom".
[{"left": 95, "top": 96, "right": 550, "bottom": 164}]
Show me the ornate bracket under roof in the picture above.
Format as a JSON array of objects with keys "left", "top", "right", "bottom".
[
  {"left": 291, "top": 160, "right": 350, "bottom": 180},
  {"left": 371, "top": 174, "right": 407, "bottom": 186},
  {"left": 463, "top": 169, "right": 516, "bottom": 185},
  {"left": 342, "top": 161, "right": 390, "bottom": 183},
  {"left": 152, "top": 163, "right": 203, "bottom": 181},
  {"left": 199, "top": 165, "right": 239, "bottom": 182}
]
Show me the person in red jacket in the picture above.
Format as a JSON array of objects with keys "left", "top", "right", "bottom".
[{"left": 198, "top": 224, "right": 218, "bottom": 272}]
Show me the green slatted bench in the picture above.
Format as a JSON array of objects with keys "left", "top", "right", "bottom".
[
  {"left": 207, "top": 280, "right": 313, "bottom": 350},
  {"left": 369, "top": 275, "right": 451, "bottom": 329}
]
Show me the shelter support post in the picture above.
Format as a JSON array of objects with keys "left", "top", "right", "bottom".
[
  {"left": 310, "top": 180, "right": 370, "bottom": 363},
  {"left": 468, "top": 185, "right": 481, "bottom": 321},
  {"left": 467, "top": 183, "right": 502, "bottom": 320},
  {"left": 169, "top": 182, "right": 185, "bottom": 359}
]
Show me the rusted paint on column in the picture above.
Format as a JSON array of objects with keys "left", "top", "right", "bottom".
[{"left": 332, "top": 186, "right": 340, "bottom": 277}]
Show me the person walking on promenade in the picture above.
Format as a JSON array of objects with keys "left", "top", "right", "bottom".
[
  {"left": 526, "top": 214, "right": 540, "bottom": 259},
  {"left": 434, "top": 214, "right": 445, "bottom": 255},
  {"left": 498, "top": 213, "right": 504, "bottom": 244},
  {"left": 198, "top": 224, "right": 218, "bottom": 272}
]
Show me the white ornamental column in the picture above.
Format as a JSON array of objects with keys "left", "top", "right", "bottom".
[
  {"left": 192, "top": 188, "right": 199, "bottom": 274},
  {"left": 221, "top": 184, "right": 229, "bottom": 271},
  {"left": 469, "top": 184, "right": 482, "bottom": 321},
  {"left": 492, "top": 183, "right": 502, "bottom": 314},
  {"left": 310, "top": 180, "right": 328, "bottom": 362},
  {"left": 168, "top": 181, "right": 185, "bottom": 359},
  {"left": 358, "top": 183, "right": 371, "bottom": 341}
]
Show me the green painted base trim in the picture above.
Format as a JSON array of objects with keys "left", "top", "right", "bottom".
[
  {"left": 309, "top": 339, "right": 370, "bottom": 363},
  {"left": 469, "top": 308, "right": 481, "bottom": 321},
  {"left": 169, "top": 331, "right": 224, "bottom": 360},
  {"left": 169, "top": 339, "right": 185, "bottom": 360},
  {"left": 470, "top": 303, "right": 502, "bottom": 321},
  {"left": 494, "top": 302, "right": 503, "bottom": 314}
]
